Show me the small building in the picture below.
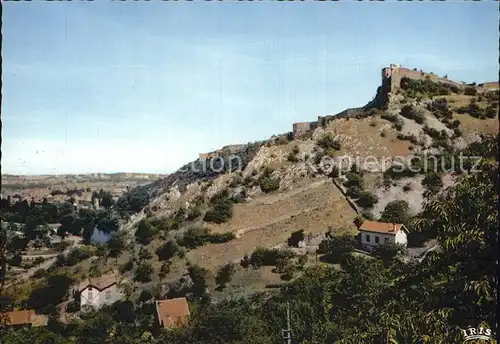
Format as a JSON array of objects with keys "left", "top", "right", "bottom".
[
  {"left": 0, "top": 309, "right": 48, "bottom": 328},
  {"left": 155, "top": 297, "right": 190, "bottom": 329},
  {"left": 77, "top": 274, "right": 123, "bottom": 311},
  {"left": 358, "top": 220, "right": 408, "bottom": 251}
]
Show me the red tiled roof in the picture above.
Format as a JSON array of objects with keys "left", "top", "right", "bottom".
[
  {"left": 155, "top": 298, "right": 190, "bottom": 329},
  {"left": 359, "top": 221, "right": 403, "bottom": 235}
]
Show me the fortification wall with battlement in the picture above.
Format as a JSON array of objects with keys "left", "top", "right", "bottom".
[{"left": 382, "top": 64, "right": 462, "bottom": 94}]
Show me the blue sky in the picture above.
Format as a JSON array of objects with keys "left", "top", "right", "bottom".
[{"left": 2, "top": 2, "right": 498, "bottom": 175}]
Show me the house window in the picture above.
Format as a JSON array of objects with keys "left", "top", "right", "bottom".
[
  {"left": 366, "top": 234, "right": 370, "bottom": 242},
  {"left": 105, "top": 290, "right": 112, "bottom": 300},
  {"left": 375, "top": 236, "right": 379, "bottom": 244}
]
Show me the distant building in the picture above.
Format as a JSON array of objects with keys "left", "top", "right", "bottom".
[
  {"left": 76, "top": 274, "right": 123, "bottom": 311},
  {"left": 358, "top": 220, "right": 408, "bottom": 251},
  {"left": 0, "top": 309, "right": 48, "bottom": 328},
  {"left": 155, "top": 298, "right": 190, "bottom": 329}
]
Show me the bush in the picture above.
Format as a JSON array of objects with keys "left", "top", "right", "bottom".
[
  {"left": 464, "top": 86, "right": 477, "bottom": 96},
  {"left": 356, "top": 191, "right": 378, "bottom": 209},
  {"left": 400, "top": 105, "right": 425, "bottom": 124},
  {"left": 120, "top": 258, "right": 134, "bottom": 273},
  {"left": 186, "top": 206, "right": 202, "bottom": 221},
  {"left": 259, "top": 176, "right": 280, "bottom": 193},
  {"left": 287, "top": 229, "right": 305, "bottom": 247},
  {"left": 400, "top": 77, "right": 454, "bottom": 97},
  {"left": 178, "top": 227, "right": 235, "bottom": 249},
  {"left": 393, "top": 122, "right": 403, "bottom": 131},
  {"left": 156, "top": 240, "right": 180, "bottom": 261},
  {"left": 134, "top": 262, "right": 153, "bottom": 282},
  {"left": 33, "top": 268, "right": 46, "bottom": 279},
  {"left": 346, "top": 186, "right": 362, "bottom": 199},
  {"left": 344, "top": 172, "right": 363, "bottom": 189},
  {"left": 248, "top": 247, "right": 295, "bottom": 268},
  {"left": 485, "top": 107, "right": 497, "bottom": 118},
  {"left": 316, "top": 134, "right": 341, "bottom": 151},
  {"left": 203, "top": 191, "right": 233, "bottom": 224},
  {"left": 215, "top": 263, "right": 236, "bottom": 290},
  {"left": 135, "top": 219, "right": 159, "bottom": 245}
]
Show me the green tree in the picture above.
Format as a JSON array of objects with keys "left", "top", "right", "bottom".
[
  {"left": 156, "top": 240, "right": 180, "bottom": 261},
  {"left": 317, "top": 233, "right": 357, "bottom": 263},
  {"left": 134, "top": 262, "right": 153, "bottom": 282},
  {"left": 356, "top": 191, "right": 378, "bottom": 209},
  {"left": 287, "top": 229, "right": 305, "bottom": 247},
  {"left": 372, "top": 242, "right": 407, "bottom": 265},
  {"left": 188, "top": 264, "right": 209, "bottom": 299},
  {"left": 215, "top": 262, "right": 236, "bottom": 290},
  {"left": 107, "top": 231, "right": 125, "bottom": 258},
  {"left": 379, "top": 200, "right": 410, "bottom": 224},
  {"left": 134, "top": 219, "right": 157, "bottom": 245}
]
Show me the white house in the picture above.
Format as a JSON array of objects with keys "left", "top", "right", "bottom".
[
  {"left": 77, "top": 274, "right": 123, "bottom": 311},
  {"left": 358, "top": 220, "right": 408, "bottom": 252}
]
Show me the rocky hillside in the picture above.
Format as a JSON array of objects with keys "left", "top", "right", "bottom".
[{"left": 115, "top": 73, "right": 498, "bottom": 272}]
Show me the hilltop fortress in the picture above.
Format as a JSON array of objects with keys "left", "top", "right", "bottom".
[
  {"left": 291, "top": 64, "right": 466, "bottom": 138},
  {"left": 198, "top": 64, "right": 496, "bottom": 158}
]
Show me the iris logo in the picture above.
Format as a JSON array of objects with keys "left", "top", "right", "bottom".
[{"left": 461, "top": 326, "right": 492, "bottom": 342}]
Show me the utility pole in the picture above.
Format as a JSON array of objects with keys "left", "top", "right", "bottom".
[{"left": 281, "top": 302, "right": 292, "bottom": 344}]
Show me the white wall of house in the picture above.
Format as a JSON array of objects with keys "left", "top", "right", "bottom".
[
  {"left": 360, "top": 228, "right": 408, "bottom": 251},
  {"left": 360, "top": 231, "right": 395, "bottom": 250},
  {"left": 80, "top": 284, "right": 122, "bottom": 310},
  {"left": 395, "top": 229, "right": 408, "bottom": 246}
]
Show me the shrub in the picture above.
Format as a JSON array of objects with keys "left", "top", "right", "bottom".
[
  {"left": 356, "top": 191, "right": 378, "bottom": 209},
  {"left": 287, "top": 229, "right": 305, "bottom": 247},
  {"left": 178, "top": 227, "right": 235, "bottom": 249},
  {"left": 120, "top": 258, "right": 134, "bottom": 273},
  {"left": 464, "top": 86, "right": 477, "bottom": 96},
  {"left": 248, "top": 247, "right": 295, "bottom": 268},
  {"left": 346, "top": 186, "right": 362, "bottom": 198},
  {"left": 381, "top": 113, "right": 398, "bottom": 123},
  {"left": 400, "top": 77, "right": 453, "bottom": 97},
  {"left": 135, "top": 262, "right": 153, "bottom": 282},
  {"left": 316, "top": 134, "right": 341, "bottom": 151},
  {"left": 203, "top": 191, "right": 233, "bottom": 224},
  {"left": 344, "top": 172, "right": 363, "bottom": 189},
  {"left": 215, "top": 262, "right": 236, "bottom": 290},
  {"left": 400, "top": 105, "right": 425, "bottom": 124},
  {"left": 33, "top": 268, "right": 46, "bottom": 279},
  {"left": 186, "top": 206, "right": 202, "bottom": 221},
  {"left": 353, "top": 215, "right": 364, "bottom": 228},
  {"left": 135, "top": 219, "right": 159, "bottom": 245},
  {"left": 259, "top": 170, "right": 281, "bottom": 193},
  {"left": 485, "top": 107, "right": 497, "bottom": 118},
  {"left": 156, "top": 240, "right": 181, "bottom": 261}
]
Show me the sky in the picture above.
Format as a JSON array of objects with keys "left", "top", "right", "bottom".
[{"left": 2, "top": 2, "right": 499, "bottom": 175}]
